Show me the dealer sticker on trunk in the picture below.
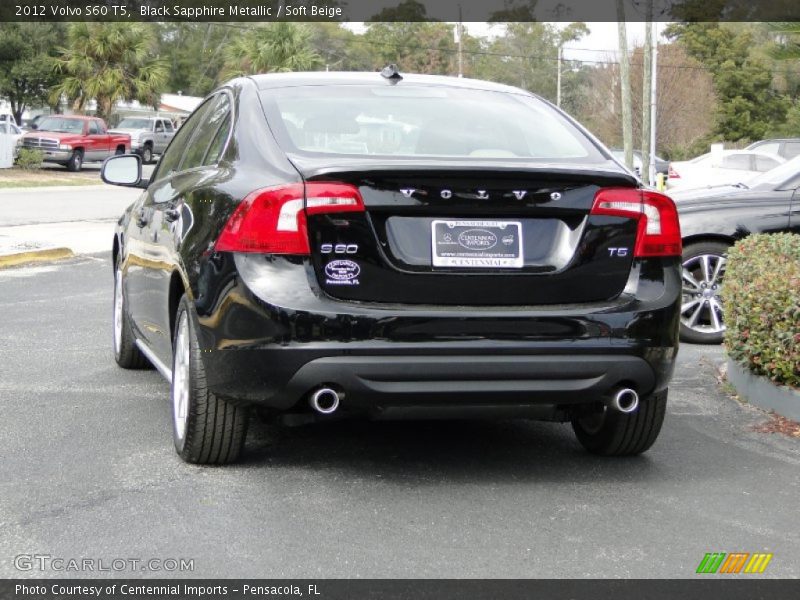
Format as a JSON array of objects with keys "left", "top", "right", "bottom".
[
  {"left": 431, "top": 220, "right": 524, "bottom": 268},
  {"left": 324, "top": 260, "right": 361, "bottom": 285}
]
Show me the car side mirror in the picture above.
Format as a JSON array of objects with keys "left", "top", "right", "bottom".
[
  {"left": 30, "top": 124, "right": 38, "bottom": 130},
  {"left": 102, "top": 154, "right": 145, "bottom": 188}
]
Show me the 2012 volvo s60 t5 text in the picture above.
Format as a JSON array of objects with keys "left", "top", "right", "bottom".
[{"left": 104, "top": 70, "right": 682, "bottom": 464}]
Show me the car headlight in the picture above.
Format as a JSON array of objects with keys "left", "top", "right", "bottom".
[{"left": 58, "top": 143, "right": 72, "bottom": 150}]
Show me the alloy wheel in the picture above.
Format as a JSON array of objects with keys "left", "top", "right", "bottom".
[
  {"left": 113, "top": 269, "right": 123, "bottom": 355},
  {"left": 172, "top": 312, "right": 191, "bottom": 442},
  {"left": 681, "top": 253, "right": 726, "bottom": 336}
]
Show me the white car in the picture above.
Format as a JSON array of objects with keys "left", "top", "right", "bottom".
[
  {"left": 0, "top": 121, "right": 23, "bottom": 158},
  {"left": 666, "top": 150, "right": 785, "bottom": 190}
]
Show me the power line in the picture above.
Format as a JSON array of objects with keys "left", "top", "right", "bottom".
[{"left": 194, "top": 22, "right": 800, "bottom": 78}]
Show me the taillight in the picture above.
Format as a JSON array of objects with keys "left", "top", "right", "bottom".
[
  {"left": 668, "top": 164, "right": 680, "bottom": 179},
  {"left": 590, "top": 188, "right": 682, "bottom": 257},
  {"left": 215, "top": 182, "right": 364, "bottom": 255}
]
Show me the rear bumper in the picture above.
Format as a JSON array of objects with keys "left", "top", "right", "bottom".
[
  {"left": 204, "top": 350, "right": 659, "bottom": 411},
  {"left": 189, "top": 254, "right": 680, "bottom": 412}
]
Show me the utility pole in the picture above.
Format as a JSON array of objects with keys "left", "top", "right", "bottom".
[
  {"left": 556, "top": 44, "right": 563, "bottom": 108},
  {"left": 649, "top": 24, "right": 659, "bottom": 187},
  {"left": 616, "top": 1, "right": 633, "bottom": 170},
  {"left": 642, "top": 15, "right": 652, "bottom": 184}
]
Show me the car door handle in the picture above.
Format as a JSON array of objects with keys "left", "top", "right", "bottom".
[{"left": 164, "top": 208, "right": 180, "bottom": 222}]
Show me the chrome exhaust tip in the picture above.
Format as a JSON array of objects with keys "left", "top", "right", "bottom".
[
  {"left": 608, "top": 388, "right": 639, "bottom": 414},
  {"left": 309, "top": 387, "right": 340, "bottom": 415}
]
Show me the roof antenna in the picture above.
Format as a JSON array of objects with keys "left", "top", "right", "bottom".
[{"left": 380, "top": 64, "right": 403, "bottom": 84}]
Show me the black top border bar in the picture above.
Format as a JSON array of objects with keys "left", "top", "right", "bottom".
[{"left": 4, "top": 0, "right": 800, "bottom": 23}]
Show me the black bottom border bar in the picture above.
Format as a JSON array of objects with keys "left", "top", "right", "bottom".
[{"left": 2, "top": 579, "right": 799, "bottom": 600}]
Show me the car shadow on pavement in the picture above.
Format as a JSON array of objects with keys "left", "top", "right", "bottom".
[{"left": 240, "top": 416, "right": 670, "bottom": 484}]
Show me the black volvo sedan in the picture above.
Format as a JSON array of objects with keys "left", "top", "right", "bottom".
[
  {"left": 104, "top": 71, "right": 682, "bottom": 464},
  {"left": 673, "top": 155, "right": 800, "bottom": 344}
]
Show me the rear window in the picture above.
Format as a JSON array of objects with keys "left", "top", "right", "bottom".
[
  {"left": 117, "top": 118, "right": 152, "bottom": 129},
  {"left": 784, "top": 141, "right": 800, "bottom": 159},
  {"left": 754, "top": 141, "right": 780, "bottom": 155},
  {"left": 260, "top": 85, "right": 604, "bottom": 163},
  {"left": 755, "top": 155, "right": 781, "bottom": 172},
  {"left": 722, "top": 154, "right": 752, "bottom": 170}
]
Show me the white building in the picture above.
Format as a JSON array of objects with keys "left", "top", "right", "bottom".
[{"left": 0, "top": 93, "right": 205, "bottom": 127}]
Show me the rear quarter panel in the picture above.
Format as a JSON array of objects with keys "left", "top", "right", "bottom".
[{"left": 677, "top": 192, "right": 794, "bottom": 242}]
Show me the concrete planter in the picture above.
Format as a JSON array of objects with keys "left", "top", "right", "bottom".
[{"left": 727, "top": 358, "right": 800, "bottom": 421}]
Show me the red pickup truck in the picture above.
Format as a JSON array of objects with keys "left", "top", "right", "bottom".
[{"left": 20, "top": 115, "right": 131, "bottom": 172}]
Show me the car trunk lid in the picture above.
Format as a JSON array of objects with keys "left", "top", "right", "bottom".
[{"left": 299, "top": 163, "right": 640, "bottom": 306}]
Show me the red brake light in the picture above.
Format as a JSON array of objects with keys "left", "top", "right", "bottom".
[
  {"left": 215, "top": 182, "right": 364, "bottom": 255},
  {"left": 590, "top": 188, "right": 682, "bottom": 257}
]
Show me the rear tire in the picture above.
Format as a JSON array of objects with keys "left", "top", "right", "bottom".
[
  {"left": 141, "top": 144, "right": 153, "bottom": 164},
  {"left": 113, "top": 265, "right": 150, "bottom": 369},
  {"left": 66, "top": 149, "right": 83, "bottom": 172},
  {"left": 571, "top": 390, "right": 667, "bottom": 456},
  {"left": 680, "top": 241, "right": 729, "bottom": 344},
  {"left": 171, "top": 295, "right": 249, "bottom": 465}
]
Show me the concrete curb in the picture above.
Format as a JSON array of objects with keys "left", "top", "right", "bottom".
[
  {"left": 0, "top": 247, "right": 74, "bottom": 269},
  {"left": 727, "top": 358, "right": 800, "bottom": 421}
]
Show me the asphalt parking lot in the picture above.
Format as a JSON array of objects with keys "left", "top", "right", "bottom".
[{"left": 0, "top": 251, "right": 798, "bottom": 579}]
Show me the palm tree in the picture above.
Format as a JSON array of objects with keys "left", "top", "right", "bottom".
[
  {"left": 51, "top": 23, "right": 167, "bottom": 121},
  {"left": 222, "top": 23, "right": 322, "bottom": 78}
]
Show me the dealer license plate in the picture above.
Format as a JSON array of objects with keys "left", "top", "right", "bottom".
[{"left": 431, "top": 220, "right": 524, "bottom": 268}]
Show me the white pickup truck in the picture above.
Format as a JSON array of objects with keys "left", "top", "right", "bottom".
[{"left": 109, "top": 116, "right": 176, "bottom": 164}]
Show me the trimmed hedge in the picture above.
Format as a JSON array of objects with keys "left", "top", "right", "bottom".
[{"left": 721, "top": 233, "right": 800, "bottom": 389}]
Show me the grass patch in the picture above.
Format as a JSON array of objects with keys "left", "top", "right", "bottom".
[{"left": 0, "top": 167, "right": 101, "bottom": 188}]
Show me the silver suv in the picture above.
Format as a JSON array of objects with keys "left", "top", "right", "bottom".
[{"left": 110, "top": 116, "right": 175, "bottom": 164}]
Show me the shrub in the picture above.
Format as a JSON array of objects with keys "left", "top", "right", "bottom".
[
  {"left": 16, "top": 148, "right": 44, "bottom": 170},
  {"left": 721, "top": 233, "right": 800, "bottom": 389}
]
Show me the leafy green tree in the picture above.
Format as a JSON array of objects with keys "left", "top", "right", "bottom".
[
  {"left": 0, "top": 23, "right": 64, "bottom": 124},
  {"left": 666, "top": 23, "right": 789, "bottom": 141},
  {"left": 157, "top": 23, "right": 231, "bottom": 97},
  {"left": 367, "top": 0, "right": 430, "bottom": 22},
  {"left": 362, "top": 21, "right": 459, "bottom": 75},
  {"left": 222, "top": 22, "right": 321, "bottom": 78},
  {"left": 770, "top": 100, "right": 800, "bottom": 137},
  {"left": 306, "top": 23, "right": 374, "bottom": 72},
  {"left": 472, "top": 23, "right": 588, "bottom": 101},
  {"left": 488, "top": 0, "right": 540, "bottom": 21},
  {"left": 52, "top": 23, "right": 167, "bottom": 121}
]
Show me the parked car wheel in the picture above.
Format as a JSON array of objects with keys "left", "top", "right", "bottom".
[
  {"left": 571, "top": 390, "right": 667, "bottom": 456},
  {"left": 171, "top": 295, "right": 249, "bottom": 465},
  {"left": 680, "top": 241, "right": 729, "bottom": 344},
  {"left": 113, "top": 265, "right": 151, "bottom": 369},
  {"left": 66, "top": 149, "right": 83, "bottom": 172},
  {"left": 115, "top": 146, "right": 125, "bottom": 156},
  {"left": 141, "top": 144, "right": 153, "bottom": 164}
]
